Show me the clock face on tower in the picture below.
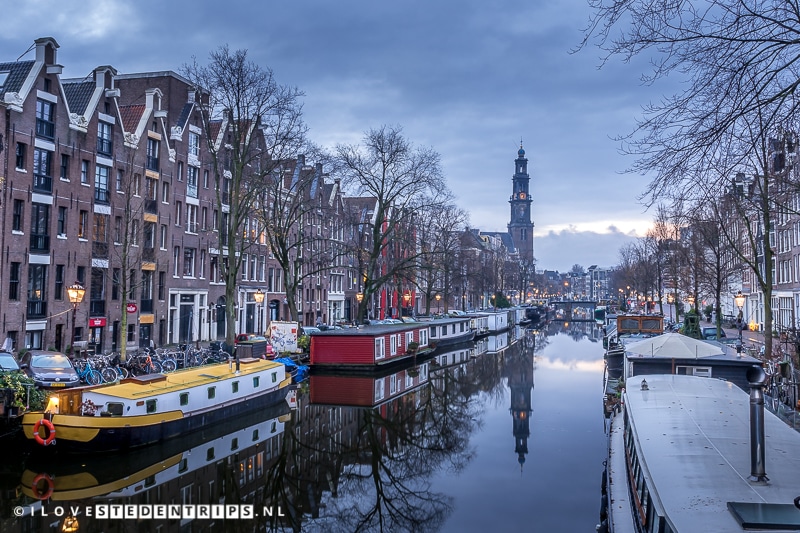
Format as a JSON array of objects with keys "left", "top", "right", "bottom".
[{"left": 519, "top": 192, "right": 526, "bottom": 199}]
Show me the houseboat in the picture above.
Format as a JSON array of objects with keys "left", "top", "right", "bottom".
[
  {"left": 472, "top": 310, "right": 512, "bottom": 338},
  {"left": 603, "top": 372, "right": 800, "bottom": 533},
  {"left": 309, "top": 323, "right": 431, "bottom": 370},
  {"left": 623, "top": 332, "right": 761, "bottom": 391},
  {"left": 427, "top": 316, "right": 476, "bottom": 348},
  {"left": 21, "top": 358, "right": 296, "bottom": 452},
  {"left": 309, "top": 361, "right": 430, "bottom": 408},
  {"left": 20, "top": 402, "right": 291, "bottom": 501}
]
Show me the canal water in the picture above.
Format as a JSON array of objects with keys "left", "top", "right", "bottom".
[{"left": 1, "top": 321, "right": 608, "bottom": 532}]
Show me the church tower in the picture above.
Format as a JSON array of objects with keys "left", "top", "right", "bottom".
[{"left": 508, "top": 142, "right": 534, "bottom": 261}]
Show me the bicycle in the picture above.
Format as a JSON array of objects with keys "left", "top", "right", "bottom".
[
  {"left": 126, "top": 352, "right": 163, "bottom": 376},
  {"left": 73, "top": 358, "right": 103, "bottom": 385}
]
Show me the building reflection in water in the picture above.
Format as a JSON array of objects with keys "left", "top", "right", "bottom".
[{"left": 504, "top": 331, "right": 535, "bottom": 469}]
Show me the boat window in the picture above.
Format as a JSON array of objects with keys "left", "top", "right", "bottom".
[
  {"left": 208, "top": 386, "right": 216, "bottom": 399},
  {"left": 375, "top": 338, "right": 385, "bottom": 359},
  {"left": 420, "top": 329, "right": 428, "bottom": 345},
  {"left": 253, "top": 376, "right": 260, "bottom": 388},
  {"left": 146, "top": 399, "right": 157, "bottom": 414},
  {"left": 272, "top": 372, "right": 277, "bottom": 383},
  {"left": 390, "top": 335, "right": 398, "bottom": 355},
  {"left": 179, "top": 393, "right": 189, "bottom": 406},
  {"left": 232, "top": 381, "right": 239, "bottom": 393},
  {"left": 252, "top": 429, "right": 259, "bottom": 441},
  {"left": 405, "top": 332, "right": 413, "bottom": 346},
  {"left": 231, "top": 437, "right": 239, "bottom": 451},
  {"left": 178, "top": 458, "right": 188, "bottom": 473},
  {"left": 144, "top": 475, "right": 156, "bottom": 487},
  {"left": 431, "top": 328, "right": 438, "bottom": 338},
  {"left": 206, "top": 448, "right": 215, "bottom": 461},
  {"left": 441, "top": 326, "right": 447, "bottom": 336},
  {"left": 106, "top": 402, "right": 123, "bottom": 416},
  {"left": 271, "top": 421, "right": 277, "bottom": 433}
]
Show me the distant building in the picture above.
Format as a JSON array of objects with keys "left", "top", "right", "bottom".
[{"left": 483, "top": 143, "right": 535, "bottom": 263}]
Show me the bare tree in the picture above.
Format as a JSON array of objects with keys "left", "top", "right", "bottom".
[
  {"left": 581, "top": 0, "right": 800, "bottom": 355},
  {"left": 335, "top": 125, "right": 445, "bottom": 323},
  {"left": 183, "top": 46, "right": 306, "bottom": 346}
]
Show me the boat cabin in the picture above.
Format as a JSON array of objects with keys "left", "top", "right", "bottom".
[{"left": 310, "top": 323, "right": 430, "bottom": 369}]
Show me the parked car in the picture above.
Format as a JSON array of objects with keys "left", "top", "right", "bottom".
[
  {"left": 0, "top": 353, "right": 20, "bottom": 372},
  {"left": 701, "top": 327, "right": 727, "bottom": 340},
  {"left": 19, "top": 351, "right": 80, "bottom": 389},
  {"left": 300, "top": 326, "right": 322, "bottom": 336},
  {"left": 235, "top": 333, "right": 268, "bottom": 344}
]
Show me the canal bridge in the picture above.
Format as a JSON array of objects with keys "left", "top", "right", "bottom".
[{"left": 550, "top": 300, "right": 597, "bottom": 322}]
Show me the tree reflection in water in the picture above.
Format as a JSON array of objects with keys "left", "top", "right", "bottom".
[{"left": 1, "top": 329, "right": 543, "bottom": 533}]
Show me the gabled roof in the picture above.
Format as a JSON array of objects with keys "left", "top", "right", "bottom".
[
  {"left": 62, "top": 79, "right": 95, "bottom": 116},
  {"left": 174, "top": 102, "right": 193, "bottom": 133},
  {"left": 119, "top": 104, "right": 145, "bottom": 133},
  {"left": 482, "top": 231, "right": 516, "bottom": 253},
  {"left": 0, "top": 60, "right": 35, "bottom": 97}
]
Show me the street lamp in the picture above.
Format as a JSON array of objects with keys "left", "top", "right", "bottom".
[
  {"left": 734, "top": 290, "right": 746, "bottom": 341},
  {"left": 403, "top": 291, "right": 411, "bottom": 316},
  {"left": 253, "top": 288, "right": 265, "bottom": 336},
  {"left": 67, "top": 282, "right": 85, "bottom": 356},
  {"left": 666, "top": 293, "right": 674, "bottom": 321},
  {"left": 687, "top": 295, "right": 695, "bottom": 311},
  {"left": 435, "top": 293, "right": 442, "bottom": 314}
]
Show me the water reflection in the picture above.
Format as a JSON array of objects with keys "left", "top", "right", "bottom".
[{"left": 1, "top": 325, "right": 607, "bottom": 532}]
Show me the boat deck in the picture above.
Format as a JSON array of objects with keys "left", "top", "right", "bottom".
[
  {"left": 606, "top": 409, "right": 637, "bottom": 533},
  {"left": 90, "top": 358, "right": 282, "bottom": 400}
]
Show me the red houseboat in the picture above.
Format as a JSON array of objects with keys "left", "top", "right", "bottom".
[{"left": 310, "top": 324, "right": 431, "bottom": 370}]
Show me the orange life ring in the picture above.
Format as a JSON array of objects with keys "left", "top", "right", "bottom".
[
  {"left": 31, "top": 473, "right": 54, "bottom": 500},
  {"left": 32, "top": 419, "right": 56, "bottom": 446}
]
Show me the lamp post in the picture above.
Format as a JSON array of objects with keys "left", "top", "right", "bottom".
[
  {"left": 67, "top": 282, "right": 85, "bottom": 356},
  {"left": 667, "top": 292, "right": 674, "bottom": 321},
  {"left": 687, "top": 295, "right": 695, "bottom": 312},
  {"left": 734, "top": 290, "right": 746, "bottom": 341},
  {"left": 253, "top": 288, "right": 265, "bottom": 336},
  {"left": 403, "top": 292, "right": 411, "bottom": 316},
  {"left": 436, "top": 293, "right": 442, "bottom": 314}
]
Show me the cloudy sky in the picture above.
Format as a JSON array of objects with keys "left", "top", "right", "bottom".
[{"left": 0, "top": 0, "right": 662, "bottom": 272}]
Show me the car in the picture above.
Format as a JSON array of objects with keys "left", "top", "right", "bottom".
[
  {"left": 19, "top": 350, "right": 80, "bottom": 389},
  {"left": 0, "top": 352, "right": 20, "bottom": 372},
  {"left": 235, "top": 333, "right": 268, "bottom": 344},
  {"left": 701, "top": 327, "right": 727, "bottom": 340},
  {"left": 300, "top": 326, "right": 321, "bottom": 336}
]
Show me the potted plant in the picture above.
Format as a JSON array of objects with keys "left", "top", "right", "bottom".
[{"left": 406, "top": 341, "right": 419, "bottom": 354}]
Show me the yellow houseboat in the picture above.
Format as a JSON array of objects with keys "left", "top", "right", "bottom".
[{"left": 21, "top": 358, "right": 295, "bottom": 453}]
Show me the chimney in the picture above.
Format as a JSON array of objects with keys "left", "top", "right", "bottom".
[{"left": 747, "top": 365, "right": 769, "bottom": 483}]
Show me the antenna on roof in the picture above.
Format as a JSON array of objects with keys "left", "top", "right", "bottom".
[{"left": 16, "top": 43, "right": 35, "bottom": 62}]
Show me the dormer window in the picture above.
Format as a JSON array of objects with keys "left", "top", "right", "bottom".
[{"left": 0, "top": 71, "right": 9, "bottom": 91}]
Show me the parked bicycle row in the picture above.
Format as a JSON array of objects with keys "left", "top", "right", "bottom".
[{"left": 71, "top": 346, "right": 229, "bottom": 385}]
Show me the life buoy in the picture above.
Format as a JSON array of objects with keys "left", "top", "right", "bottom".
[
  {"left": 32, "top": 419, "right": 56, "bottom": 446},
  {"left": 31, "top": 473, "right": 54, "bottom": 500}
]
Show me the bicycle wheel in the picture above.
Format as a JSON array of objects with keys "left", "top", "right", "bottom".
[
  {"left": 161, "top": 358, "right": 177, "bottom": 372},
  {"left": 101, "top": 367, "right": 119, "bottom": 383},
  {"left": 147, "top": 360, "right": 163, "bottom": 374},
  {"left": 86, "top": 370, "right": 102, "bottom": 386},
  {"left": 117, "top": 366, "right": 129, "bottom": 380}
]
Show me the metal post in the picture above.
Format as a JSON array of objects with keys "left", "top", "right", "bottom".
[{"left": 747, "top": 365, "right": 769, "bottom": 482}]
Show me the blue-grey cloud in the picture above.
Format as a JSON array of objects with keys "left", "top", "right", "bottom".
[{"left": 0, "top": 1, "right": 662, "bottom": 271}]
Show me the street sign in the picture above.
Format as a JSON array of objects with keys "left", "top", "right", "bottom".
[{"left": 126, "top": 303, "right": 138, "bottom": 313}]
